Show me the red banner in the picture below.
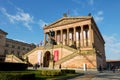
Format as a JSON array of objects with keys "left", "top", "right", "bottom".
[{"left": 54, "top": 50, "right": 59, "bottom": 62}]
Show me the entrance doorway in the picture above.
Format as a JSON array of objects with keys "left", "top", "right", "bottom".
[{"left": 43, "top": 51, "right": 50, "bottom": 67}]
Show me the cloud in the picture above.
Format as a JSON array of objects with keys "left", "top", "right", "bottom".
[
  {"left": 94, "top": 11, "right": 104, "bottom": 23},
  {"left": 38, "top": 19, "right": 48, "bottom": 29},
  {"left": 0, "top": 7, "right": 34, "bottom": 30},
  {"left": 103, "top": 34, "right": 120, "bottom": 60}
]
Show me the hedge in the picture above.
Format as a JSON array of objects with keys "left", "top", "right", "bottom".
[
  {"left": 40, "top": 69, "right": 75, "bottom": 76},
  {"left": 41, "top": 70, "right": 61, "bottom": 76},
  {"left": 0, "top": 62, "right": 28, "bottom": 71},
  {"left": 0, "top": 72, "right": 35, "bottom": 80},
  {"left": 61, "top": 69, "right": 75, "bottom": 74}
]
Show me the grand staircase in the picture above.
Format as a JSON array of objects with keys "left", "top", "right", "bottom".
[
  {"left": 54, "top": 46, "right": 95, "bottom": 66},
  {"left": 22, "top": 44, "right": 95, "bottom": 67},
  {"left": 23, "top": 46, "right": 44, "bottom": 59},
  {"left": 5, "top": 54, "right": 25, "bottom": 63},
  {"left": 55, "top": 50, "right": 78, "bottom": 65}
]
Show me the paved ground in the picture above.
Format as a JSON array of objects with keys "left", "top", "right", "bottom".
[{"left": 68, "top": 71, "right": 120, "bottom": 80}]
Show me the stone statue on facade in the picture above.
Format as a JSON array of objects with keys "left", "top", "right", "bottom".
[
  {"left": 44, "top": 30, "right": 57, "bottom": 60},
  {"left": 44, "top": 30, "right": 57, "bottom": 49}
]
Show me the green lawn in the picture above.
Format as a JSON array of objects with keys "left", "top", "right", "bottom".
[
  {"left": 35, "top": 73, "right": 80, "bottom": 80},
  {"left": 25, "top": 70, "right": 82, "bottom": 80},
  {"left": 0, "top": 70, "right": 84, "bottom": 80}
]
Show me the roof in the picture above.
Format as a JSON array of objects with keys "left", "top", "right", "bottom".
[
  {"left": 6, "top": 38, "right": 34, "bottom": 46},
  {"left": 0, "top": 29, "right": 8, "bottom": 35},
  {"left": 44, "top": 16, "right": 92, "bottom": 29},
  {"left": 106, "top": 60, "right": 120, "bottom": 62}
]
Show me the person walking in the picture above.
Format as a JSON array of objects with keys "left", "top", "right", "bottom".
[
  {"left": 111, "top": 65, "right": 115, "bottom": 73},
  {"left": 98, "top": 65, "right": 102, "bottom": 73}
]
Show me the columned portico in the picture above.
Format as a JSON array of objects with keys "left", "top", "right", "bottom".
[{"left": 44, "top": 25, "right": 93, "bottom": 48}]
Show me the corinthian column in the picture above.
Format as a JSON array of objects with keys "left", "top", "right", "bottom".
[
  {"left": 89, "top": 24, "right": 92, "bottom": 47},
  {"left": 67, "top": 28, "right": 69, "bottom": 45},
  {"left": 74, "top": 27, "right": 76, "bottom": 42},
  {"left": 55, "top": 30, "right": 57, "bottom": 41},
  {"left": 81, "top": 26, "right": 84, "bottom": 47},
  {"left": 44, "top": 33, "right": 46, "bottom": 45},
  {"left": 61, "top": 29, "right": 63, "bottom": 43}
]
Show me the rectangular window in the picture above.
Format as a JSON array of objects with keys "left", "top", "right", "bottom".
[
  {"left": 23, "top": 47, "right": 25, "bottom": 50},
  {"left": 18, "top": 46, "right": 20, "bottom": 49},
  {"left": 5, "top": 44, "right": 9, "bottom": 47},
  {"left": 12, "top": 45, "right": 15, "bottom": 48}
]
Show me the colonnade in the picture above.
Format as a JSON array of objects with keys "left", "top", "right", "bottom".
[{"left": 44, "top": 24, "right": 93, "bottom": 48}]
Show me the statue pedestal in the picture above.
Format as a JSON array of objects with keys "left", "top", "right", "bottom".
[{"left": 49, "top": 60, "right": 54, "bottom": 69}]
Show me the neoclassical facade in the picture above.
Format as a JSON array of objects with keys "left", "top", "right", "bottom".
[{"left": 24, "top": 15, "right": 106, "bottom": 70}]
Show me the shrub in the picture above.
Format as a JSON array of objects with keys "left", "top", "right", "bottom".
[
  {"left": 46, "top": 71, "right": 51, "bottom": 76},
  {"left": 41, "top": 70, "right": 61, "bottom": 76},
  {"left": 41, "top": 70, "right": 47, "bottom": 76},
  {"left": 61, "top": 69, "right": 75, "bottom": 74},
  {"left": 0, "top": 72, "right": 35, "bottom": 80},
  {"left": 0, "top": 62, "right": 28, "bottom": 71}
]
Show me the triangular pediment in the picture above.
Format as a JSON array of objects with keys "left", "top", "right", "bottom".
[{"left": 44, "top": 16, "right": 92, "bottom": 29}]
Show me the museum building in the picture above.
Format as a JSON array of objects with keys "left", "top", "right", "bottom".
[{"left": 23, "top": 14, "right": 106, "bottom": 70}]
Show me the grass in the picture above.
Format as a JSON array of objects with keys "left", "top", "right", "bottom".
[
  {"left": 27, "top": 70, "right": 81, "bottom": 80},
  {"left": 35, "top": 73, "right": 80, "bottom": 80},
  {"left": 0, "top": 70, "right": 83, "bottom": 80}
]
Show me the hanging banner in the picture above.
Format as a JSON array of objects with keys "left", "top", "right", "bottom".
[
  {"left": 54, "top": 50, "right": 59, "bottom": 62},
  {"left": 38, "top": 50, "right": 41, "bottom": 65}
]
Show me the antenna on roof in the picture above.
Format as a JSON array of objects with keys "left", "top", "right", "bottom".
[{"left": 67, "top": 9, "right": 70, "bottom": 16}]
